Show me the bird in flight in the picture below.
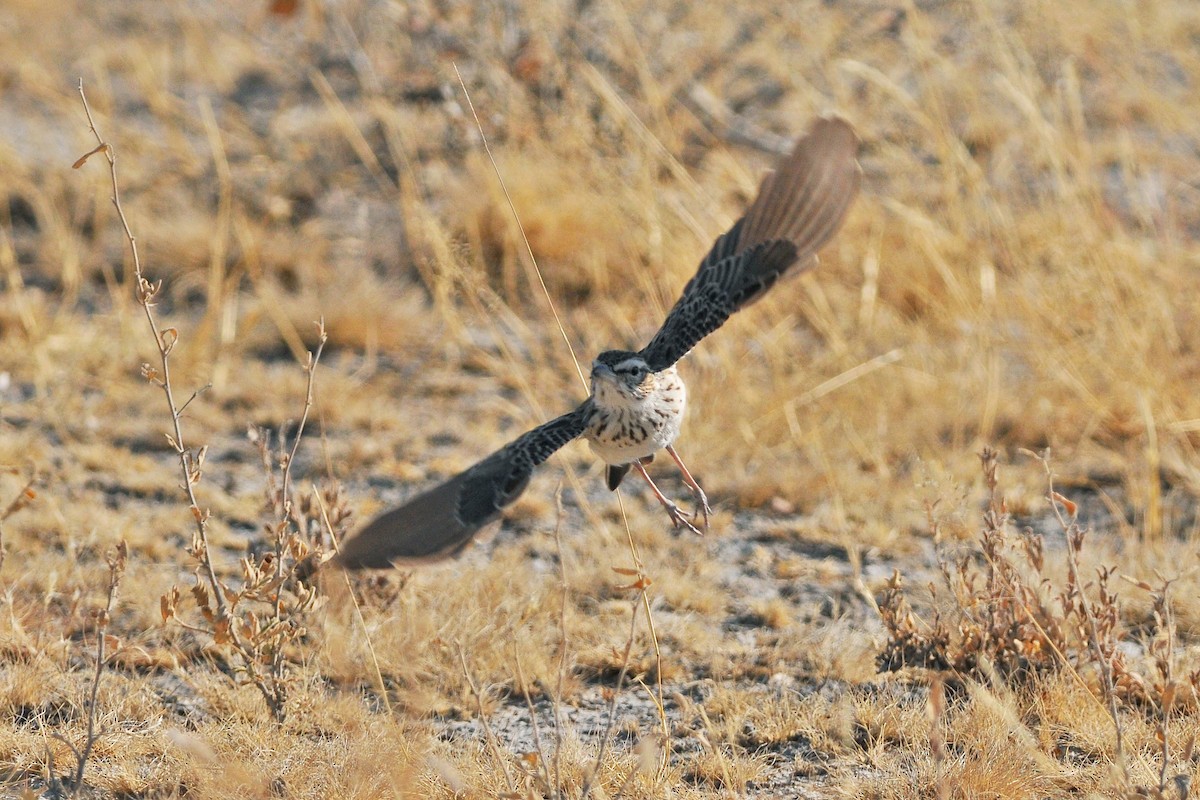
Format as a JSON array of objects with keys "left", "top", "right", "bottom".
[{"left": 334, "top": 116, "right": 861, "bottom": 569}]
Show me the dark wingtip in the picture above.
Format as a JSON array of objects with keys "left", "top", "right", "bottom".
[
  {"left": 331, "top": 471, "right": 494, "bottom": 570},
  {"left": 334, "top": 405, "right": 591, "bottom": 571},
  {"left": 292, "top": 550, "right": 333, "bottom": 582}
]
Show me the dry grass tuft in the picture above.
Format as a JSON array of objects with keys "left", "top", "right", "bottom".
[{"left": 2, "top": 0, "right": 1200, "bottom": 796}]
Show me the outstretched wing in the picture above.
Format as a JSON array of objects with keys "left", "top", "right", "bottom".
[
  {"left": 334, "top": 403, "right": 591, "bottom": 568},
  {"left": 639, "top": 116, "right": 861, "bottom": 372}
]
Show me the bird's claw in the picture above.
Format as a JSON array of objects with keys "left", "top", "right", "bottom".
[
  {"left": 690, "top": 487, "right": 711, "bottom": 533},
  {"left": 664, "top": 501, "right": 704, "bottom": 537}
]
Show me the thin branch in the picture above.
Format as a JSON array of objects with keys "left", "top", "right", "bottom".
[
  {"left": 75, "top": 81, "right": 229, "bottom": 621},
  {"left": 514, "top": 648, "right": 554, "bottom": 796},
  {"left": 177, "top": 383, "right": 213, "bottom": 416},
  {"left": 452, "top": 64, "right": 587, "bottom": 392},
  {"left": 1033, "top": 451, "right": 1125, "bottom": 764},
  {"left": 315, "top": 485, "right": 393, "bottom": 717},
  {"left": 581, "top": 596, "right": 642, "bottom": 800},
  {"left": 458, "top": 645, "right": 517, "bottom": 795},
  {"left": 552, "top": 487, "right": 569, "bottom": 796},
  {"left": 66, "top": 541, "right": 127, "bottom": 797}
]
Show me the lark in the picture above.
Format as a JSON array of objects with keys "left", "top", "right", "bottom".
[{"left": 335, "top": 116, "right": 861, "bottom": 568}]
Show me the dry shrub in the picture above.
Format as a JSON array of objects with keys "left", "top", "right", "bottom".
[{"left": 879, "top": 446, "right": 1200, "bottom": 797}]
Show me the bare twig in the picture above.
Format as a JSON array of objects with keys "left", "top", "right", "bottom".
[
  {"left": 514, "top": 648, "right": 554, "bottom": 796},
  {"left": 552, "top": 487, "right": 569, "bottom": 796},
  {"left": 617, "top": 492, "right": 670, "bottom": 777},
  {"left": 458, "top": 644, "right": 517, "bottom": 795},
  {"left": 314, "top": 486, "right": 393, "bottom": 717},
  {"left": 928, "top": 674, "right": 949, "bottom": 800},
  {"left": 74, "top": 80, "right": 229, "bottom": 621},
  {"left": 54, "top": 542, "right": 127, "bottom": 797},
  {"left": 581, "top": 593, "right": 643, "bottom": 800},
  {"left": 1032, "top": 450, "right": 1126, "bottom": 766},
  {"left": 76, "top": 81, "right": 323, "bottom": 724},
  {"left": 453, "top": 64, "right": 587, "bottom": 391}
]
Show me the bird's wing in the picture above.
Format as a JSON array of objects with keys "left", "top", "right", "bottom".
[
  {"left": 638, "top": 116, "right": 861, "bottom": 372},
  {"left": 334, "top": 402, "right": 591, "bottom": 568}
]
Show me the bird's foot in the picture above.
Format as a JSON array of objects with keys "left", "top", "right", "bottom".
[{"left": 663, "top": 500, "right": 704, "bottom": 537}]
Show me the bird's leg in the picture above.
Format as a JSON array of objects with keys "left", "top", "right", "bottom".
[
  {"left": 633, "top": 460, "right": 703, "bottom": 537},
  {"left": 665, "top": 445, "right": 711, "bottom": 531}
]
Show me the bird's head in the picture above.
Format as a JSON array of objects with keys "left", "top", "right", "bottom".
[{"left": 591, "top": 350, "right": 656, "bottom": 403}]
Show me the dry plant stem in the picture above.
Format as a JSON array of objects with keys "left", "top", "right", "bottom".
[
  {"left": 456, "top": 67, "right": 670, "bottom": 793},
  {"left": 77, "top": 82, "right": 317, "bottom": 723},
  {"left": 928, "top": 674, "right": 949, "bottom": 800},
  {"left": 453, "top": 64, "right": 587, "bottom": 391},
  {"left": 54, "top": 542, "right": 127, "bottom": 798},
  {"left": 581, "top": 596, "right": 643, "bottom": 800},
  {"left": 1034, "top": 452, "right": 1125, "bottom": 764},
  {"left": 514, "top": 649, "right": 554, "bottom": 795},
  {"left": 279, "top": 325, "right": 327, "bottom": 524},
  {"left": 617, "top": 493, "right": 671, "bottom": 775},
  {"left": 696, "top": 706, "right": 737, "bottom": 798},
  {"left": 314, "top": 487, "right": 393, "bottom": 717},
  {"left": 74, "top": 83, "right": 228, "bottom": 620},
  {"left": 268, "top": 322, "right": 327, "bottom": 688},
  {"left": 0, "top": 475, "right": 36, "bottom": 521},
  {"left": 1158, "top": 583, "right": 1174, "bottom": 795},
  {"left": 458, "top": 645, "right": 517, "bottom": 795},
  {"left": 552, "top": 490, "right": 569, "bottom": 796},
  {"left": 612, "top": 754, "right": 648, "bottom": 800},
  {"left": 1138, "top": 577, "right": 1181, "bottom": 796}
]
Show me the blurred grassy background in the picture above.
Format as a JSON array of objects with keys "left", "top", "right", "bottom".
[{"left": 1, "top": 0, "right": 1199, "bottom": 796}]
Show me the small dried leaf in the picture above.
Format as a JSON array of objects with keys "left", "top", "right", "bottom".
[
  {"left": 160, "top": 594, "right": 176, "bottom": 622},
  {"left": 1162, "top": 681, "right": 1177, "bottom": 711},
  {"left": 1051, "top": 491, "right": 1077, "bottom": 516},
  {"left": 615, "top": 577, "right": 652, "bottom": 591},
  {"left": 72, "top": 142, "right": 109, "bottom": 169},
  {"left": 191, "top": 583, "right": 214, "bottom": 622}
]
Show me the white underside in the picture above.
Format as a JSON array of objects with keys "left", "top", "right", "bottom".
[
  {"left": 586, "top": 412, "right": 682, "bottom": 464},
  {"left": 585, "top": 371, "right": 686, "bottom": 465}
]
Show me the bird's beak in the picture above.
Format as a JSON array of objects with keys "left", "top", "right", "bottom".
[{"left": 590, "top": 361, "right": 615, "bottom": 382}]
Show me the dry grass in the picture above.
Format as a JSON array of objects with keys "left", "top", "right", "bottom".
[{"left": 3, "top": 0, "right": 1200, "bottom": 796}]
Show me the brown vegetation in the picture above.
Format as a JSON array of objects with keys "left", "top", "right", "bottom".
[{"left": 2, "top": 0, "right": 1200, "bottom": 797}]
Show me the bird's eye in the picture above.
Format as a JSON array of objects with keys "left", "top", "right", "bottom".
[{"left": 613, "top": 361, "right": 648, "bottom": 382}]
